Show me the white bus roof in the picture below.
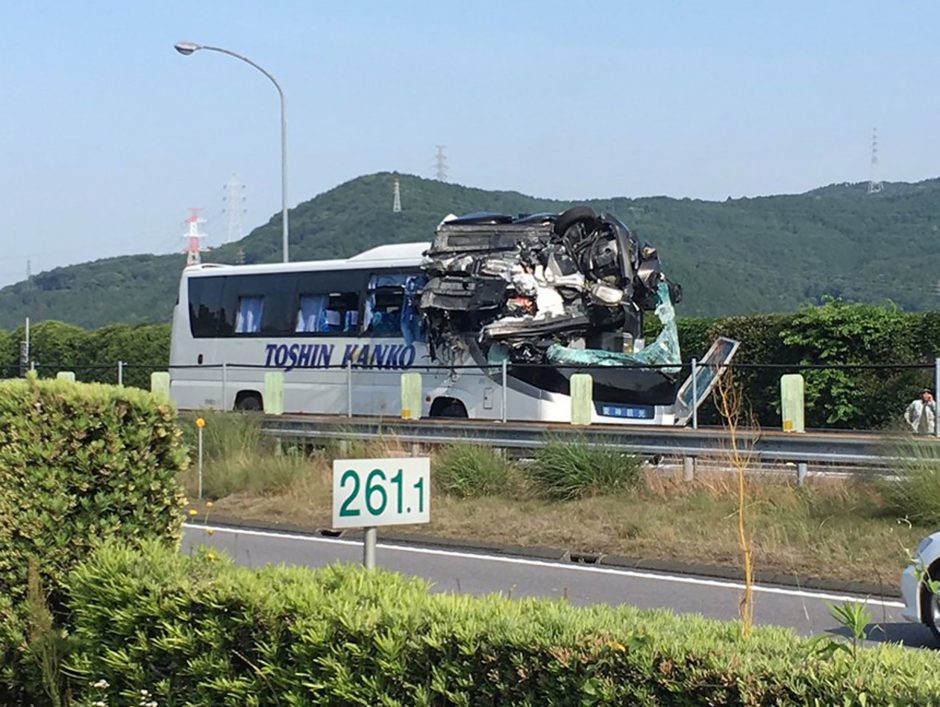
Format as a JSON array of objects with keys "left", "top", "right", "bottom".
[{"left": 184, "top": 242, "right": 430, "bottom": 278}]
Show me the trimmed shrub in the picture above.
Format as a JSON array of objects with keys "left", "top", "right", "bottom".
[
  {"left": 435, "top": 441, "right": 515, "bottom": 497},
  {"left": 0, "top": 377, "right": 187, "bottom": 704},
  {"left": 0, "top": 377, "right": 187, "bottom": 608},
  {"left": 78, "top": 322, "right": 172, "bottom": 388},
  {"left": 779, "top": 301, "right": 925, "bottom": 428},
  {"left": 64, "top": 540, "right": 940, "bottom": 705},
  {"left": 531, "top": 438, "right": 640, "bottom": 500}
]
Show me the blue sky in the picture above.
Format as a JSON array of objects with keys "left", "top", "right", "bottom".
[{"left": 1, "top": 1, "right": 938, "bottom": 286}]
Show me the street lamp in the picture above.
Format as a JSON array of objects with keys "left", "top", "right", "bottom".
[{"left": 175, "top": 41, "right": 290, "bottom": 263}]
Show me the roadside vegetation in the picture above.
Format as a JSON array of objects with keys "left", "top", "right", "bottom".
[
  {"left": 3, "top": 378, "right": 938, "bottom": 704},
  {"left": 180, "top": 412, "right": 931, "bottom": 588}
]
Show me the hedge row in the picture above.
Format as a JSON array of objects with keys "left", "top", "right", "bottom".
[
  {"left": 0, "top": 322, "right": 171, "bottom": 389},
  {"left": 4, "top": 300, "right": 940, "bottom": 428},
  {"left": 60, "top": 540, "right": 940, "bottom": 705},
  {"left": 0, "top": 377, "right": 187, "bottom": 704}
]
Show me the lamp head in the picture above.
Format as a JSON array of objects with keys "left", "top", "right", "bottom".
[{"left": 174, "top": 42, "right": 201, "bottom": 56}]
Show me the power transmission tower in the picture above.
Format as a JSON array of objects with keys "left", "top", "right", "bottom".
[
  {"left": 392, "top": 177, "right": 402, "bottom": 213},
  {"left": 434, "top": 145, "right": 448, "bottom": 181},
  {"left": 24, "top": 259, "right": 32, "bottom": 291},
  {"left": 867, "top": 129, "right": 883, "bottom": 194},
  {"left": 183, "top": 208, "right": 207, "bottom": 265},
  {"left": 222, "top": 173, "right": 247, "bottom": 243}
]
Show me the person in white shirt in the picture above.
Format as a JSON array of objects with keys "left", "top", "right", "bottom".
[{"left": 905, "top": 388, "right": 937, "bottom": 434}]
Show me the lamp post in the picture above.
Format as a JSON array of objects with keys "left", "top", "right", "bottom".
[{"left": 175, "top": 41, "right": 289, "bottom": 263}]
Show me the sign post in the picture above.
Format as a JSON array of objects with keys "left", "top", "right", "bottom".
[{"left": 332, "top": 457, "right": 430, "bottom": 569}]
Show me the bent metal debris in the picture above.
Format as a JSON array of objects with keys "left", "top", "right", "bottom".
[{"left": 418, "top": 207, "right": 684, "bottom": 407}]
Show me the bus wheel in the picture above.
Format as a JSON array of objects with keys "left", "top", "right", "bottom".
[
  {"left": 430, "top": 398, "right": 468, "bottom": 418},
  {"left": 234, "top": 392, "right": 263, "bottom": 412}
]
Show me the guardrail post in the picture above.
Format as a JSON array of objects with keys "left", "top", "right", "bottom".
[
  {"left": 781, "top": 374, "right": 805, "bottom": 433},
  {"left": 56, "top": 371, "right": 75, "bottom": 382},
  {"left": 781, "top": 374, "right": 807, "bottom": 484},
  {"left": 682, "top": 456, "right": 695, "bottom": 482},
  {"left": 264, "top": 372, "right": 284, "bottom": 415},
  {"left": 691, "top": 358, "right": 699, "bottom": 430},
  {"left": 401, "top": 372, "right": 421, "bottom": 420},
  {"left": 346, "top": 360, "right": 353, "bottom": 418},
  {"left": 570, "top": 373, "right": 593, "bottom": 425},
  {"left": 221, "top": 362, "right": 228, "bottom": 411},
  {"left": 150, "top": 371, "right": 170, "bottom": 398},
  {"left": 117, "top": 360, "right": 124, "bottom": 387},
  {"left": 501, "top": 359, "right": 508, "bottom": 423},
  {"left": 264, "top": 371, "right": 285, "bottom": 456}
]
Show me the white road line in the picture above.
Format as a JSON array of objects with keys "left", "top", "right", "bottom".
[{"left": 183, "top": 523, "right": 906, "bottom": 609}]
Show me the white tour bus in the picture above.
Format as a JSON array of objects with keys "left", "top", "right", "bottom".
[{"left": 169, "top": 243, "right": 728, "bottom": 424}]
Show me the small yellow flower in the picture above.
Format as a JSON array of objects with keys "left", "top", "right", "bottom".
[
  {"left": 195, "top": 417, "right": 206, "bottom": 429},
  {"left": 206, "top": 528, "right": 215, "bottom": 536},
  {"left": 188, "top": 508, "right": 198, "bottom": 517},
  {"left": 205, "top": 501, "right": 214, "bottom": 508}
]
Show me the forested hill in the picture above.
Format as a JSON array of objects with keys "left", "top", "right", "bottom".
[{"left": 3, "top": 172, "right": 940, "bottom": 329}]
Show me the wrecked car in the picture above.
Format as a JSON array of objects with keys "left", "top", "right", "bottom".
[{"left": 418, "top": 207, "right": 697, "bottom": 421}]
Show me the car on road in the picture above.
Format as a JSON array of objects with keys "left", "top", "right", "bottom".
[{"left": 901, "top": 529, "right": 940, "bottom": 640}]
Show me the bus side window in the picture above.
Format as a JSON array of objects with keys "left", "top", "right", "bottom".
[
  {"left": 188, "top": 276, "right": 226, "bottom": 338},
  {"left": 296, "top": 292, "right": 359, "bottom": 333},
  {"left": 235, "top": 296, "right": 264, "bottom": 334},
  {"left": 364, "top": 285, "right": 404, "bottom": 336},
  {"left": 363, "top": 272, "right": 428, "bottom": 340}
]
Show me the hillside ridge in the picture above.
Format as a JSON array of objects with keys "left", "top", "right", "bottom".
[{"left": 2, "top": 171, "right": 938, "bottom": 328}]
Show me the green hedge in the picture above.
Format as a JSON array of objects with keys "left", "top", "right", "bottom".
[
  {"left": 0, "top": 378, "right": 187, "bottom": 704},
  {"left": 0, "top": 321, "right": 171, "bottom": 386},
  {"left": 63, "top": 541, "right": 940, "bottom": 706}
]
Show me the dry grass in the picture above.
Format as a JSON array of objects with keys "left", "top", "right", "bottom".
[
  {"left": 196, "top": 461, "right": 924, "bottom": 585},
  {"left": 179, "top": 414, "right": 927, "bottom": 586}
]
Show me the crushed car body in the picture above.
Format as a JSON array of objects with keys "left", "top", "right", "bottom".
[{"left": 418, "top": 207, "right": 688, "bottom": 410}]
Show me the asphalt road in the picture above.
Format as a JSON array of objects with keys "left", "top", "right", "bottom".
[{"left": 182, "top": 523, "right": 937, "bottom": 650}]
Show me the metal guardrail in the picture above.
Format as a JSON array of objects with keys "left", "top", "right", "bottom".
[{"left": 260, "top": 415, "right": 909, "bottom": 468}]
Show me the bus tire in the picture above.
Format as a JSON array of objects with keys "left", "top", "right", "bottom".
[
  {"left": 234, "top": 391, "right": 263, "bottom": 412},
  {"left": 430, "top": 398, "right": 468, "bottom": 418}
]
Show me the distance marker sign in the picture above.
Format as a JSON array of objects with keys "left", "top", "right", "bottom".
[{"left": 332, "top": 458, "right": 430, "bottom": 529}]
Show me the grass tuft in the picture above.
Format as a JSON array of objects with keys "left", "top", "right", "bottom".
[
  {"left": 179, "top": 411, "right": 313, "bottom": 498},
  {"left": 883, "top": 440, "right": 940, "bottom": 526},
  {"left": 434, "top": 442, "right": 516, "bottom": 498},
  {"left": 531, "top": 437, "right": 640, "bottom": 500}
]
